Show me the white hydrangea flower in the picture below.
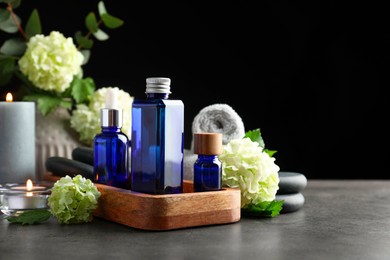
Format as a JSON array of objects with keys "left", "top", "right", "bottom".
[
  {"left": 220, "top": 137, "right": 280, "bottom": 208},
  {"left": 18, "top": 31, "right": 84, "bottom": 93},
  {"left": 70, "top": 87, "right": 133, "bottom": 146}
]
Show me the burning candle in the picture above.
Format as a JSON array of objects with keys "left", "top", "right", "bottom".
[
  {"left": 0, "top": 179, "right": 52, "bottom": 216},
  {"left": 0, "top": 92, "right": 35, "bottom": 183}
]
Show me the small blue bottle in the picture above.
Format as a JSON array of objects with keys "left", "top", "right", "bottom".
[
  {"left": 131, "top": 77, "right": 184, "bottom": 194},
  {"left": 193, "top": 133, "right": 222, "bottom": 192},
  {"left": 94, "top": 88, "right": 130, "bottom": 189}
]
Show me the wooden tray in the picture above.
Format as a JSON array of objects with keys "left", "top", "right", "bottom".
[{"left": 93, "top": 180, "right": 241, "bottom": 231}]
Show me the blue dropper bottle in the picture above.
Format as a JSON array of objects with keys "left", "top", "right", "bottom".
[{"left": 93, "top": 88, "right": 130, "bottom": 189}]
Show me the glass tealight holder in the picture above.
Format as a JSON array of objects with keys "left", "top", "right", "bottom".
[{"left": 0, "top": 182, "right": 52, "bottom": 217}]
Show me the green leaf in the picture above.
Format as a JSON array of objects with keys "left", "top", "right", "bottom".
[
  {"left": 25, "top": 9, "right": 41, "bottom": 38},
  {"left": 59, "top": 100, "right": 73, "bottom": 110},
  {"left": 93, "top": 28, "right": 109, "bottom": 41},
  {"left": 244, "top": 128, "right": 265, "bottom": 148},
  {"left": 0, "top": 37, "right": 26, "bottom": 56},
  {"left": 0, "top": 9, "right": 20, "bottom": 33},
  {"left": 101, "top": 13, "right": 124, "bottom": 29},
  {"left": 0, "top": 54, "right": 16, "bottom": 85},
  {"left": 85, "top": 12, "right": 98, "bottom": 33},
  {"left": 77, "top": 36, "right": 94, "bottom": 49},
  {"left": 264, "top": 149, "right": 277, "bottom": 157},
  {"left": 1, "top": 0, "right": 21, "bottom": 8},
  {"left": 97, "top": 1, "right": 107, "bottom": 15},
  {"left": 80, "top": 49, "right": 91, "bottom": 65},
  {"left": 75, "top": 31, "right": 94, "bottom": 49},
  {"left": 242, "top": 200, "right": 284, "bottom": 218},
  {"left": 6, "top": 209, "right": 51, "bottom": 225},
  {"left": 23, "top": 94, "right": 62, "bottom": 116},
  {"left": 71, "top": 77, "right": 95, "bottom": 104}
]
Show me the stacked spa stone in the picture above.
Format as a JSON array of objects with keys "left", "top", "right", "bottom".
[{"left": 276, "top": 171, "right": 307, "bottom": 213}]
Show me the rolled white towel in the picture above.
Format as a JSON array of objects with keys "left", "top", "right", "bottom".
[
  {"left": 184, "top": 148, "right": 197, "bottom": 180},
  {"left": 190, "top": 103, "right": 245, "bottom": 151}
]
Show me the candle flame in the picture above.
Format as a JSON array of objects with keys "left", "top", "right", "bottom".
[
  {"left": 6, "top": 92, "right": 13, "bottom": 102},
  {"left": 26, "top": 179, "right": 33, "bottom": 191}
]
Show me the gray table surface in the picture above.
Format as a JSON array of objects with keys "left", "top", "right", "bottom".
[{"left": 1, "top": 180, "right": 390, "bottom": 260}]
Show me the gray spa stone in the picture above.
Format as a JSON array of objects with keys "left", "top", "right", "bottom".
[
  {"left": 278, "top": 171, "right": 307, "bottom": 194},
  {"left": 276, "top": 192, "right": 305, "bottom": 213}
]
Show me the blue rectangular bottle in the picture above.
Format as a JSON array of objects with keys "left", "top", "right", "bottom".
[{"left": 131, "top": 77, "right": 184, "bottom": 194}]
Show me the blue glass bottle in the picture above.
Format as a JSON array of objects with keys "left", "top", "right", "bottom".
[
  {"left": 193, "top": 133, "right": 222, "bottom": 192},
  {"left": 131, "top": 77, "right": 184, "bottom": 194},
  {"left": 94, "top": 89, "right": 130, "bottom": 189}
]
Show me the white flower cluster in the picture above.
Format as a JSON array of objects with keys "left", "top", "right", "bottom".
[
  {"left": 70, "top": 87, "right": 133, "bottom": 145},
  {"left": 18, "top": 31, "right": 84, "bottom": 93},
  {"left": 48, "top": 175, "right": 101, "bottom": 224},
  {"left": 220, "top": 138, "right": 280, "bottom": 208}
]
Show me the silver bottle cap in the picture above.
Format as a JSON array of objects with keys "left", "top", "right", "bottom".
[
  {"left": 101, "top": 108, "right": 122, "bottom": 127},
  {"left": 146, "top": 77, "right": 171, "bottom": 94}
]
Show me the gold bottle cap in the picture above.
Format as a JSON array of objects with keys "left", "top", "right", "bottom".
[{"left": 193, "top": 132, "right": 223, "bottom": 155}]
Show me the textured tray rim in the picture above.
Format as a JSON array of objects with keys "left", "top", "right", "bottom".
[{"left": 93, "top": 180, "right": 241, "bottom": 231}]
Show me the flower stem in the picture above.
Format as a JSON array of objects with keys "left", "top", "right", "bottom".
[
  {"left": 77, "top": 20, "right": 103, "bottom": 51},
  {"left": 7, "top": 3, "right": 28, "bottom": 41}
]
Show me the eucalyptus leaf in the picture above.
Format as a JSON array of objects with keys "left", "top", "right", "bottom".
[
  {"left": 80, "top": 49, "right": 91, "bottom": 65},
  {"left": 71, "top": 77, "right": 95, "bottom": 104},
  {"left": 0, "top": 54, "right": 16, "bottom": 85},
  {"left": 0, "top": 8, "right": 8, "bottom": 23},
  {"left": 25, "top": 9, "right": 41, "bottom": 38},
  {"left": 0, "top": 9, "right": 20, "bottom": 33},
  {"left": 0, "top": 0, "right": 21, "bottom": 9},
  {"left": 93, "top": 28, "right": 109, "bottom": 41},
  {"left": 85, "top": 12, "right": 98, "bottom": 33},
  {"left": 0, "top": 37, "right": 26, "bottom": 56},
  {"left": 101, "top": 13, "right": 124, "bottom": 29},
  {"left": 6, "top": 209, "right": 51, "bottom": 225},
  {"left": 97, "top": 1, "right": 107, "bottom": 15},
  {"left": 78, "top": 36, "right": 94, "bottom": 49}
]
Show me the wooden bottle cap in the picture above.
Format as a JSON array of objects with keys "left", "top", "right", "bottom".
[{"left": 193, "top": 132, "right": 223, "bottom": 155}]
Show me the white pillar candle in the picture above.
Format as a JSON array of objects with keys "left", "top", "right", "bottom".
[{"left": 0, "top": 93, "right": 36, "bottom": 183}]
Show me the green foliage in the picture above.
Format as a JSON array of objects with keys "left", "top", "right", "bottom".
[
  {"left": 0, "top": 54, "right": 16, "bottom": 85},
  {"left": 0, "top": 8, "right": 19, "bottom": 33},
  {"left": 0, "top": 0, "right": 21, "bottom": 9},
  {"left": 0, "top": 1, "right": 124, "bottom": 116},
  {"left": 86, "top": 12, "right": 99, "bottom": 33},
  {"left": 75, "top": 31, "right": 94, "bottom": 49},
  {"left": 71, "top": 77, "right": 96, "bottom": 104},
  {"left": 25, "top": 9, "right": 41, "bottom": 38},
  {"left": 6, "top": 209, "right": 51, "bottom": 225},
  {"left": 101, "top": 13, "right": 124, "bottom": 29},
  {"left": 245, "top": 128, "right": 278, "bottom": 157},
  {"left": 0, "top": 37, "right": 26, "bottom": 55},
  {"left": 242, "top": 200, "right": 284, "bottom": 218},
  {"left": 93, "top": 28, "right": 109, "bottom": 41},
  {"left": 23, "top": 94, "right": 72, "bottom": 116},
  {"left": 245, "top": 128, "right": 265, "bottom": 148}
]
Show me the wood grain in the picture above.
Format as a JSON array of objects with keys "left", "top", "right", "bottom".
[{"left": 93, "top": 180, "right": 241, "bottom": 231}]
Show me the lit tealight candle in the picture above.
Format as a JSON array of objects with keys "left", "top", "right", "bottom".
[
  {"left": 0, "top": 179, "right": 52, "bottom": 216},
  {"left": 10, "top": 179, "right": 48, "bottom": 192},
  {"left": 0, "top": 92, "right": 36, "bottom": 183}
]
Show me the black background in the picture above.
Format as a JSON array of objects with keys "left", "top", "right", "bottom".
[{"left": 1, "top": 1, "right": 387, "bottom": 179}]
